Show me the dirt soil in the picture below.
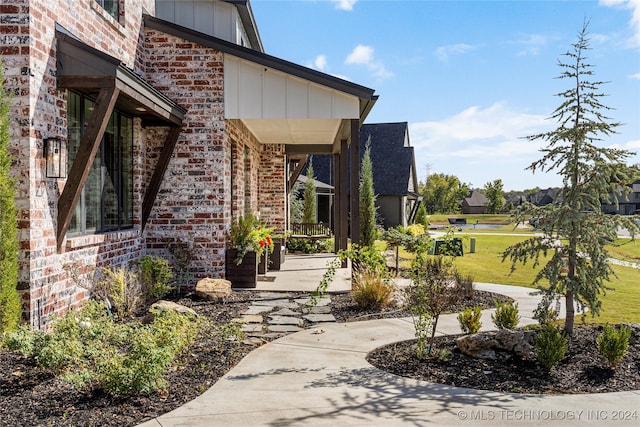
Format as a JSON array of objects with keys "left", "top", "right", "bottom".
[
  {"left": 1, "top": 289, "right": 637, "bottom": 426},
  {"left": 367, "top": 324, "right": 640, "bottom": 394}
]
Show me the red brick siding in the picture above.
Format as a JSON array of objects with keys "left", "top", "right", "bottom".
[{"left": 2, "top": 0, "right": 155, "bottom": 327}]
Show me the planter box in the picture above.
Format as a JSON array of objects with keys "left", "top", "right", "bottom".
[
  {"left": 225, "top": 249, "right": 258, "bottom": 288},
  {"left": 268, "top": 239, "right": 285, "bottom": 271}
]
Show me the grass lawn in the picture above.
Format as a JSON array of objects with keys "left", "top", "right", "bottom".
[
  {"left": 391, "top": 232, "right": 640, "bottom": 324},
  {"left": 427, "top": 214, "right": 513, "bottom": 225}
]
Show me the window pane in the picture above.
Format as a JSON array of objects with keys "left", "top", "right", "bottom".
[
  {"left": 84, "top": 98, "right": 101, "bottom": 233},
  {"left": 67, "top": 92, "right": 82, "bottom": 234},
  {"left": 120, "top": 115, "right": 133, "bottom": 227},
  {"left": 102, "top": 114, "right": 118, "bottom": 230}
]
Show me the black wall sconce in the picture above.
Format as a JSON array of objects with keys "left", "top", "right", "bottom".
[{"left": 44, "top": 137, "right": 67, "bottom": 178}]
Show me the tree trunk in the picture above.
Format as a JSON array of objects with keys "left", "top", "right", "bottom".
[
  {"left": 564, "top": 290, "right": 575, "bottom": 335},
  {"left": 428, "top": 315, "right": 439, "bottom": 355}
]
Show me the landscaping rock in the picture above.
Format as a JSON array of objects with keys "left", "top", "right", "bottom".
[
  {"left": 195, "top": 278, "right": 232, "bottom": 301},
  {"left": 150, "top": 300, "right": 197, "bottom": 317},
  {"left": 456, "top": 329, "right": 535, "bottom": 359}
]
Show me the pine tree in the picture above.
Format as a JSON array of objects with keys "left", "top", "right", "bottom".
[
  {"left": 360, "top": 137, "right": 377, "bottom": 247},
  {"left": 0, "top": 63, "right": 22, "bottom": 334},
  {"left": 302, "top": 158, "right": 316, "bottom": 224},
  {"left": 414, "top": 202, "right": 429, "bottom": 228},
  {"left": 503, "top": 21, "right": 639, "bottom": 335}
]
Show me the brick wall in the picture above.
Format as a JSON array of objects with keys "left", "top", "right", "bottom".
[
  {"left": 143, "top": 29, "right": 231, "bottom": 283},
  {"left": 1, "top": 0, "right": 155, "bottom": 327}
]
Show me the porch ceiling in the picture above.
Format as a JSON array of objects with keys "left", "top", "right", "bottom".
[{"left": 241, "top": 118, "right": 342, "bottom": 146}]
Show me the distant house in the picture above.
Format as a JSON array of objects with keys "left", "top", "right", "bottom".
[
  {"left": 601, "top": 180, "right": 640, "bottom": 215},
  {"left": 461, "top": 190, "right": 488, "bottom": 214},
  {"left": 294, "top": 175, "right": 334, "bottom": 225},
  {"left": 505, "top": 193, "right": 527, "bottom": 211},
  {"left": 301, "top": 122, "right": 421, "bottom": 228},
  {"left": 529, "top": 188, "right": 559, "bottom": 206}
]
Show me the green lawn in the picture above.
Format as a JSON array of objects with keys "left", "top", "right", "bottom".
[
  {"left": 391, "top": 232, "right": 640, "bottom": 324},
  {"left": 427, "top": 214, "right": 513, "bottom": 225}
]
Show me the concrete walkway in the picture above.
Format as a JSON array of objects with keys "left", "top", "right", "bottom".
[{"left": 139, "top": 282, "right": 640, "bottom": 427}]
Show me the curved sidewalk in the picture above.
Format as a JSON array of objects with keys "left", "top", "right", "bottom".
[{"left": 140, "top": 284, "right": 640, "bottom": 426}]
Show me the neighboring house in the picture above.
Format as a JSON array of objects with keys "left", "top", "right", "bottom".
[
  {"left": 505, "top": 193, "right": 527, "bottom": 211},
  {"left": 461, "top": 190, "right": 488, "bottom": 214},
  {"left": 528, "top": 187, "right": 559, "bottom": 206},
  {"left": 2, "top": 0, "right": 376, "bottom": 328},
  {"left": 601, "top": 179, "right": 640, "bottom": 215},
  {"left": 293, "top": 175, "right": 334, "bottom": 225},
  {"left": 298, "top": 122, "right": 420, "bottom": 228}
]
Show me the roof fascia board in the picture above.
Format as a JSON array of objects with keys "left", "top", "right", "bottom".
[{"left": 143, "top": 14, "right": 376, "bottom": 102}]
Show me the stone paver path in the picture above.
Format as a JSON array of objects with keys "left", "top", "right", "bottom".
[{"left": 236, "top": 292, "right": 337, "bottom": 342}]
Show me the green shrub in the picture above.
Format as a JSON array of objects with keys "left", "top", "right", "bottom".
[
  {"left": 352, "top": 265, "right": 394, "bottom": 310},
  {"left": 131, "top": 255, "right": 174, "bottom": 300},
  {"left": 286, "top": 237, "right": 333, "bottom": 254},
  {"left": 535, "top": 324, "right": 567, "bottom": 371},
  {"left": 93, "top": 267, "right": 140, "bottom": 318},
  {"left": 597, "top": 324, "right": 632, "bottom": 369},
  {"left": 4, "top": 300, "right": 201, "bottom": 395},
  {"left": 0, "top": 63, "right": 21, "bottom": 335},
  {"left": 492, "top": 300, "right": 520, "bottom": 329},
  {"left": 534, "top": 304, "right": 559, "bottom": 327},
  {"left": 458, "top": 306, "right": 482, "bottom": 334}
]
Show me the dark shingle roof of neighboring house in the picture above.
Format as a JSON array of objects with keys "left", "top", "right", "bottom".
[
  {"left": 463, "top": 190, "right": 488, "bottom": 207},
  {"left": 305, "top": 122, "right": 416, "bottom": 197}
]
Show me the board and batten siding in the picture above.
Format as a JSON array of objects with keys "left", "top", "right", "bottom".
[
  {"left": 155, "top": 0, "right": 246, "bottom": 45},
  {"left": 224, "top": 56, "right": 360, "bottom": 121}
]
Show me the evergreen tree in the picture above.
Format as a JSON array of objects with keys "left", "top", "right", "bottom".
[
  {"left": 503, "top": 21, "right": 639, "bottom": 335},
  {"left": 360, "top": 137, "right": 377, "bottom": 247},
  {"left": 484, "top": 179, "right": 505, "bottom": 214},
  {"left": 414, "top": 202, "right": 429, "bottom": 228},
  {"left": 302, "top": 158, "right": 316, "bottom": 223},
  {"left": 0, "top": 63, "right": 22, "bottom": 334}
]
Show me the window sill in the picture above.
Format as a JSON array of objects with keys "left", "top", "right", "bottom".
[
  {"left": 65, "top": 228, "right": 139, "bottom": 251},
  {"left": 90, "top": 1, "right": 125, "bottom": 34}
]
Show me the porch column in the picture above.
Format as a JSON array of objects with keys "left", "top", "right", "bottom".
[
  {"left": 349, "top": 119, "right": 360, "bottom": 245},
  {"left": 338, "top": 138, "right": 349, "bottom": 262},
  {"left": 333, "top": 152, "right": 341, "bottom": 253}
]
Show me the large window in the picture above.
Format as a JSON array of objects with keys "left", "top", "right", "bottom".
[{"left": 67, "top": 91, "right": 133, "bottom": 234}]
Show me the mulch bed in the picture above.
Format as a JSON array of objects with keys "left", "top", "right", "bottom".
[
  {"left": 367, "top": 324, "right": 640, "bottom": 394},
  {"left": 1, "top": 289, "right": 637, "bottom": 426}
]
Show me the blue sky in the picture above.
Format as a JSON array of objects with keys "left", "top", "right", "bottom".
[{"left": 251, "top": 0, "right": 640, "bottom": 191}]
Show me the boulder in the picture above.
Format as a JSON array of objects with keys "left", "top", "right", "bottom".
[
  {"left": 195, "top": 278, "right": 233, "bottom": 301},
  {"left": 456, "top": 329, "right": 536, "bottom": 359},
  {"left": 151, "top": 300, "right": 197, "bottom": 317}
]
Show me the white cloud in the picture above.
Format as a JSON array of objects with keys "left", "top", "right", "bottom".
[
  {"left": 345, "top": 45, "right": 373, "bottom": 65},
  {"left": 313, "top": 54, "right": 328, "bottom": 71},
  {"left": 600, "top": 0, "right": 640, "bottom": 47},
  {"left": 331, "top": 0, "right": 357, "bottom": 11},
  {"left": 345, "top": 44, "right": 393, "bottom": 79},
  {"left": 630, "top": 72, "right": 640, "bottom": 79},
  {"left": 434, "top": 43, "right": 475, "bottom": 62},
  {"left": 513, "top": 33, "right": 552, "bottom": 56},
  {"left": 408, "top": 103, "right": 555, "bottom": 188}
]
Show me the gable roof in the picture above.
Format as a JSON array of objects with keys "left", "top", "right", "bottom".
[
  {"left": 463, "top": 190, "right": 488, "bottom": 207},
  {"left": 143, "top": 15, "right": 376, "bottom": 106},
  {"left": 304, "top": 122, "right": 417, "bottom": 197}
]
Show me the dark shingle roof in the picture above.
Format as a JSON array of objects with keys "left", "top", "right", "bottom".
[{"left": 304, "top": 122, "right": 415, "bottom": 197}]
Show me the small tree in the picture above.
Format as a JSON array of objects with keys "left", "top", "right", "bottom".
[
  {"left": 503, "top": 21, "right": 639, "bottom": 335},
  {"left": 484, "top": 179, "right": 505, "bottom": 214},
  {"left": 360, "top": 137, "right": 377, "bottom": 247},
  {"left": 409, "top": 256, "right": 463, "bottom": 357},
  {"left": 302, "top": 158, "right": 316, "bottom": 224},
  {"left": 414, "top": 202, "right": 429, "bottom": 228},
  {"left": 0, "top": 63, "right": 22, "bottom": 334}
]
